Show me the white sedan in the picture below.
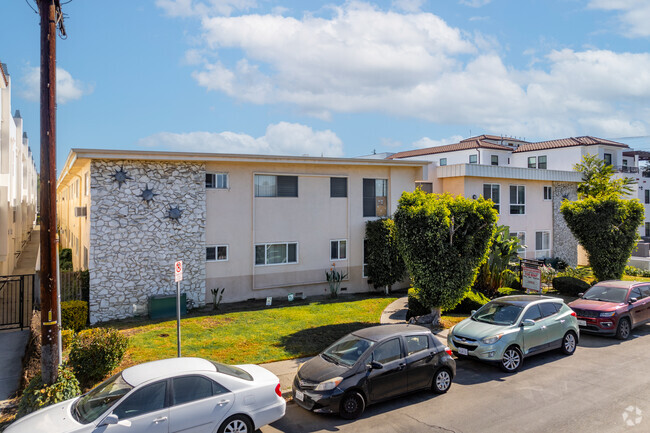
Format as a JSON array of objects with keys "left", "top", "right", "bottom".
[{"left": 7, "top": 357, "right": 286, "bottom": 433}]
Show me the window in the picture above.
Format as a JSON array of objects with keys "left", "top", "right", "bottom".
[
  {"left": 84, "top": 173, "right": 90, "bottom": 196},
  {"left": 538, "top": 156, "right": 547, "bottom": 169},
  {"left": 604, "top": 153, "right": 612, "bottom": 166},
  {"left": 629, "top": 288, "right": 642, "bottom": 302},
  {"left": 206, "top": 173, "right": 229, "bottom": 189},
  {"left": 491, "top": 155, "right": 498, "bottom": 166},
  {"left": 522, "top": 305, "right": 542, "bottom": 322},
  {"left": 371, "top": 338, "right": 402, "bottom": 364},
  {"left": 544, "top": 186, "right": 552, "bottom": 201},
  {"left": 255, "top": 242, "right": 298, "bottom": 265},
  {"left": 254, "top": 175, "right": 298, "bottom": 197},
  {"left": 363, "top": 240, "right": 368, "bottom": 278},
  {"left": 439, "top": 158, "right": 447, "bottom": 166},
  {"left": 83, "top": 247, "right": 88, "bottom": 270},
  {"left": 206, "top": 245, "right": 228, "bottom": 262},
  {"left": 528, "top": 156, "right": 537, "bottom": 169},
  {"left": 483, "top": 184, "right": 500, "bottom": 213},
  {"left": 330, "top": 240, "right": 347, "bottom": 260},
  {"left": 172, "top": 376, "right": 224, "bottom": 406},
  {"left": 646, "top": 222, "right": 650, "bottom": 237},
  {"left": 113, "top": 381, "right": 167, "bottom": 420},
  {"left": 515, "top": 232, "right": 526, "bottom": 257},
  {"left": 539, "top": 303, "right": 558, "bottom": 318},
  {"left": 638, "top": 286, "right": 650, "bottom": 299},
  {"left": 330, "top": 177, "right": 347, "bottom": 198},
  {"left": 510, "top": 185, "right": 525, "bottom": 214},
  {"left": 535, "top": 231, "right": 550, "bottom": 258},
  {"left": 469, "top": 154, "right": 478, "bottom": 164},
  {"left": 363, "top": 179, "right": 388, "bottom": 217},
  {"left": 405, "top": 335, "right": 429, "bottom": 356},
  {"left": 645, "top": 190, "right": 649, "bottom": 204},
  {"left": 623, "top": 159, "right": 628, "bottom": 167}
]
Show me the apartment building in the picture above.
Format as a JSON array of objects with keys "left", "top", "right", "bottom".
[
  {"left": 0, "top": 62, "right": 38, "bottom": 275},
  {"left": 57, "top": 149, "right": 427, "bottom": 323}
]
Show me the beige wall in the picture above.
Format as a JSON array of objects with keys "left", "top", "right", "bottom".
[
  {"left": 57, "top": 159, "right": 91, "bottom": 270},
  {"left": 204, "top": 161, "right": 420, "bottom": 303}
]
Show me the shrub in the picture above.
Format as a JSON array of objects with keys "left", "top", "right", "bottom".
[
  {"left": 365, "top": 219, "right": 406, "bottom": 293},
  {"left": 552, "top": 276, "right": 591, "bottom": 297},
  {"left": 61, "top": 329, "right": 74, "bottom": 350},
  {"left": 446, "top": 289, "right": 490, "bottom": 314},
  {"left": 61, "top": 300, "right": 88, "bottom": 332},
  {"left": 17, "top": 365, "right": 80, "bottom": 418},
  {"left": 557, "top": 266, "right": 592, "bottom": 280},
  {"left": 624, "top": 266, "right": 650, "bottom": 278},
  {"left": 69, "top": 328, "right": 128, "bottom": 387},
  {"left": 406, "top": 288, "right": 430, "bottom": 320}
]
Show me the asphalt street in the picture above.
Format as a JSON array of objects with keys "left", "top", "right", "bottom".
[{"left": 263, "top": 324, "right": 650, "bottom": 433}]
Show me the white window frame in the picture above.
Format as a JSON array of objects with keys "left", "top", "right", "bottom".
[
  {"left": 206, "top": 172, "right": 229, "bottom": 190},
  {"left": 543, "top": 186, "right": 552, "bottom": 201},
  {"left": 254, "top": 242, "right": 299, "bottom": 266},
  {"left": 469, "top": 154, "right": 478, "bottom": 164},
  {"left": 491, "top": 155, "right": 498, "bottom": 166},
  {"left": 330, "top": 239, "right": 347, "bottom": 261},
  {"left": 515, "top": 231, "right": 526, "bottom": 258},
  {"left": 439, "top": 158, "right": 447, "bottom": 166},
  {"left": 528, "top": 156, "right": 537, "bottom": 169},
  {"left": 509, "top": 185, "right": 526, "bottom": 215},
  {"left": 483, "top": 183, "right": 500, "bottom": 214},
  {"left": 538, "top": 155, "right": 547, "bottom": 169},
  {"left": 206, "top": 245, "right": 229, "bottom": 262},
  {"left": 535, "top": 231, "right": 551, "bottom": 259}
]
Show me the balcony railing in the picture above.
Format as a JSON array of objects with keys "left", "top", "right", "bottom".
[{"left": 613, "top": 165, "right": 639, "bottom": 174}]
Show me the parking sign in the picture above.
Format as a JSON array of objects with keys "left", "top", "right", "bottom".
[{"left": 175, "top": 260, "right": 183, "bottom": 282}]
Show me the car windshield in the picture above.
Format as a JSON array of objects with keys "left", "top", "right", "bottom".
[
  {"left": 322, "top": 334, "right": 374, "bottom": 367},
  {"left": 72, "top": 373, "right": 133, "bottom": 424},
  {"left": 472, "top": 302, "right": 524, "bottom": 326},
  {"left": 583, "top": 285, "right": 628, "bottom": 303},
  {"left": 210, "top": 361, "right": 253, "bottom": 381}
]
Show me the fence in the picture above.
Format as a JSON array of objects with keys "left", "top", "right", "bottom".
[
  {"left": 60, "top": 270, "right": 89, "bottom": 302},
  {"left": 0, "top": 274, "right": 35, "bottom": 330}
]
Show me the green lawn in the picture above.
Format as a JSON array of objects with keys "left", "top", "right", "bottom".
[{"left": 111, "top": 295, "right": 396, "bottom": 369}]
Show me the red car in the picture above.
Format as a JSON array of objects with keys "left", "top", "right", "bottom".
[{"left": 568, "top": 280, "right": 650, "bottom": 339}]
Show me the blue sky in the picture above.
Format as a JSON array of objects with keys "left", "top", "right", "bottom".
[{"left": 1, "top": 0, "right": 649, "bottom": 170}]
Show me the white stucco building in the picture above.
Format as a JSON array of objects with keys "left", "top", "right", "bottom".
[{"left": 0, "top": 62, "right": 38, "bottom": 275}]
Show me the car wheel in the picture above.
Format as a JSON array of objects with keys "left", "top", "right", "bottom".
[
  {"left": 615, "top": 318, "right": 631, "bottom": 340},
  {"left": 560, "top": 331, "right": 577, "bottom": 355},
  {"left": 500, "top": 346, "right": 522, "bottom": 373},
  {"left": 218, "top": 415, "right": 253, "bottom": 433},
  {"left": 339, "top": 391, "right": 365, "bottom": 420},
  {"left": 432, "top": 368, "right": 452, "bottom": 394}
]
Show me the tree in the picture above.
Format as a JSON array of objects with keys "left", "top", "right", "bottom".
[
  {"left": 574, "top": 154, "right": 634, "bottom": 199},
  {"left": 473, "top": 225, "right": 523, "bottom": 298},
  {"left": 561, "top": 196, "right": 643, "bottom": 281},
  {"left": 365, "top": 219, "right": 405, "bottom": 294},
  {"left": 394, "top": 190, "right": 498, "bottom": 324}
]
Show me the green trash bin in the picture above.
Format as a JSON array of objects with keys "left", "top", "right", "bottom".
[{"left": 148, "top": 293, "right": 187, "bottom": 319}]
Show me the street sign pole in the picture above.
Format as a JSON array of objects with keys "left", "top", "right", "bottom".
[{"left": 174, "top": 261, "right": 183, "bottom": 357}]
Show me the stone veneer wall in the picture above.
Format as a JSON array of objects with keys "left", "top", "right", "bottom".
[
  {"left": 89, "top": 160, "right": 206, "bottom": 323},
  {"left": 552, "top": 182, "right": 578, "bottom": 267}
]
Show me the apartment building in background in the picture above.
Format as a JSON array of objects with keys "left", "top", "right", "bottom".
[{"left": 0, "top": 62, "right": 38, "bottom": 275}]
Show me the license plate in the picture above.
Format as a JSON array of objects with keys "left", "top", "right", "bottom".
[
  {"left": 577, "top": 319, "right": 586, "bottom": 326},
  {"left": 295, "top": 390, "right": 304, "bottom": 401},
  {"left": 458, "top": 347, "right": 468, "bottom": 355}
]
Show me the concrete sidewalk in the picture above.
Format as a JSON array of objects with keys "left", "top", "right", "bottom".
[{"left": 261, "top": 296, "right": 450, "bottom": 397}]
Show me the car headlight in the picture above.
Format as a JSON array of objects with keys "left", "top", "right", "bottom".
[
  {"left": 314, "top": 377, "right": 343, "bottom": 391},
  {"left": 481, "top": 334, "right": 503, "bottom": 345},
  {"left": 599, "top": 311, "right": 616, "bottom": 318}
]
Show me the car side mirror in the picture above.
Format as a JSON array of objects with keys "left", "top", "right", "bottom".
[
  {"left": 369, "top": 361, "right": 383, "bottom": 370},
  {"left": 629, "top": 297, "right": 638, "bottom": 304},
  {"left": 577, "top": 293, "right": 584, "bottom": 298},
  {"left": 99, "top": 414, "right": 131, "bottom": 428},
  {"left": 521, "top": 319, "right": 535, "bottom": 327},
  {"left": 470, "top": 310, "right": 477, "bottom": 316}
]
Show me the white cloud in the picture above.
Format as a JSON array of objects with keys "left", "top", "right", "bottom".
[
  {"left": 156, "top": 0, "right": 257, "bottom": 17},
  {"left": 392, "top": 0, "right": 425, "bottom": 13},
  {"left": 588, "top": 0, "right": 650, "bottom": 38},
  {"left": 163, "top": 1, "right": 650, "bottom": 139},
  {"left": 412, "top": 135, "right": 464, "bottom": 148},
  {"left": 459, "top": 0, "right": 492, "bottom": 8},
  {"left": 138, "top": 122, "right": 344, "bottom": 156},
  {"left": 21, "top": 66, "right": 92, "bottom": 104}
]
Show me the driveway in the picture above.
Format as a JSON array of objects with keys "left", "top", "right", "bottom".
[{"left": 263, "top": 324, "right": 650, "bottom": 433}]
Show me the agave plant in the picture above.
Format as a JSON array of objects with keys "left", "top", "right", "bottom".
[{"left": 474, "top": 225, "right": 524, "bottom": 298}]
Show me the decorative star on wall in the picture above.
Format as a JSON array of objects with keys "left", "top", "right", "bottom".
[
  {"left": 168, "top": 206, "right": 183, "bottom": 222},
  {"left": 140, "top": 184, "right": 158, "bottom": 203},
  {"left": 111, "top": 166, "right": 132, "bottom": 188}
]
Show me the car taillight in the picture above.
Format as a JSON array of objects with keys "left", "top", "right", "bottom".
[
  {"left": 275, "top": 383, "right": 282, "bottom": 397},
  {"left": 445, "top": 346, "right": 453, "bottom": 356},
  {"left": 570, "top": 311, "right": 577, "bottom": 317}
]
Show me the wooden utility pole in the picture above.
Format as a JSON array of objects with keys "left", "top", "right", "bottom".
[{"left": 38, "top": 0, "right": 65, "bottom": 385}]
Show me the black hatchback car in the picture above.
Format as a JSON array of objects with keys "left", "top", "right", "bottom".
[{"left": 292, "top": 324, "right": 456, "bottom": 419}]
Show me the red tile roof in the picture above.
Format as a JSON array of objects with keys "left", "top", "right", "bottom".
[
  {"left": 387, "top": 138, "right": 512, "bottom": 159},
  {"left": 513, "top": 136, "right": 629, "bottom": 153}
]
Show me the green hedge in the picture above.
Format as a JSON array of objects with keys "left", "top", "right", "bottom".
[
  {"left": 69, "top": 328, "right": 128, "bottom": 387},
  {"left": 552, "top": 276, "right": 591, "bottom": 297},
  {"left": 446, "top": 289, "right": 490, "bottom": 314},
  {"left": 17, "top": 365, "right": 80, "bottom": 418},
  {"left": 61, "top": 300, "right": 88, "bottom": 332},
  {"left": 406, "top": 288, "right": 430, "bottom": 320}
]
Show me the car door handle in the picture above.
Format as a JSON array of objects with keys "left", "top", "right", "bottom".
[
  {"left": 556, "top": 319, "right": 565, "bottom": 323},
  {"left": 153, "top": 417, "right": 168, "bottom": 423},
  {"left": 218, "top": 399, "right": 231, "bottom": 406},
  {"left": 541, "top": 326, "right": 546, "bottom": 330},
  {"left": 397, "top": 363, "right": 406, "bottom": 371}
]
